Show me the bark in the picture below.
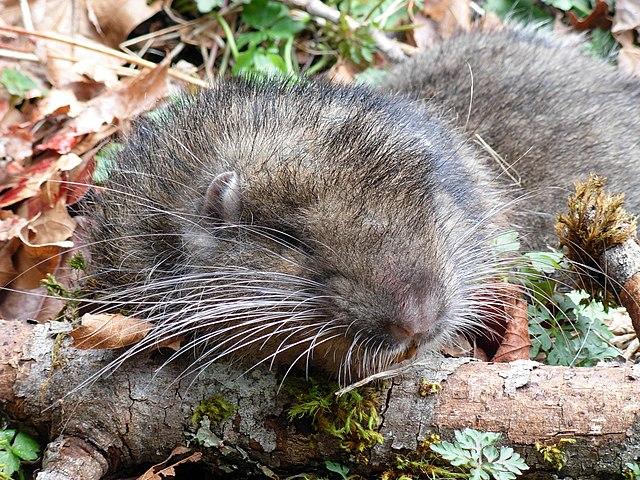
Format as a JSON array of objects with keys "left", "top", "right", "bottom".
[{"left": 2, "top": 320, "right": 640, "bottom": 480}]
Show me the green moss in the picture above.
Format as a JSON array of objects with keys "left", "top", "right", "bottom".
[
  {"left": 67, "top": 253, "right": 86, "bottom": 271},
  {"left": 41, "top": 273, "right": 81, "bottom": 322},
  {"left": 418, "top": 379, "right": 441, "bottom": 397},
  {"left": 535, "top": 438, "right": 576, "bottom": 471},
  {"left": 191, "top": 395, "right": 237, "bottom": 426},
  {"left": 287, "top": 379, "right": 383, "bottom": 453}
]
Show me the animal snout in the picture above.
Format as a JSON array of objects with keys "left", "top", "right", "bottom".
[{"left": 388, "top": 294, "right": 441, "bottom": 342}]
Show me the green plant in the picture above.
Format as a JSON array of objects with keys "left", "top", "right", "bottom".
[
  {"left": 0, "top": 68, "right": 41, "bottom": 101},
  {"left": 625, "top": 462, "right": 640, "bottom": 480},
  {"left": 534, "top": 438, "right": 576, "bottom": 470},
  {"left": 232, "top": 0, "right": 307, "bottom": 76},
  {"left": 430, "top": 429, "right": 529, "bottom": 480},
  {"left": 191, "top": 394, "right": 237, "bottom": 426},
  {"left": 528, "top": 289, "right": 620, "bottom": 366},
  {"left": 505, "top": 246, "right": 621, "bottom": 366},
  {"left": 0, "top": 428, "right": 40, "bottom": 480},
  {"left": 325, "top": 460, "right": 349, "bottom": 479},
  {"left": 287, "top": 380, "right": 383, "bottom": 453}
]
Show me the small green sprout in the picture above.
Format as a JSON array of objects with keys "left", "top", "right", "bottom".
[
  {"left": 191, "top": 395, "right": 237, "bottom": 426},
  {"left": 0, "top": 428, "right": 40, "bottom": 480},
  {"left": 535, "top": 438, "right": 576, "bottom": 471}
]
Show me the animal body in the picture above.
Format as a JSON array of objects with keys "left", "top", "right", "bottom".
[{"left": 84, "top": 26, "right": 640, "bottom": 382}]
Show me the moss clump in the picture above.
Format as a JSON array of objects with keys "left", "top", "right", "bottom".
[
  {"left": 41, "top": 273, "right": 81, "bottom": 322},
  {"left": 68, "top": 253, "right": 87, "bottom": 271},
  {"left": 382, "top": 434, "right": 467, "bottom": 480},
  {"left": 287, "top": 380, "right": 383, "bottom": 453},
  {"left": 556, "top": 174, "right": 636, "bottom": 297},
  {"left": 191, "top": 395, "right": 237, "bottom": 426},
  {"left": 535, "top": 438, "right": 576, "bottom": 471},
  {"left": 418, "top": 379, "right": 441, "bottom": 397}
]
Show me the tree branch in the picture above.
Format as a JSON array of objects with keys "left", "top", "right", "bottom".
[{"left": 2, "top": 320, "right": 640, "bottom": 480}]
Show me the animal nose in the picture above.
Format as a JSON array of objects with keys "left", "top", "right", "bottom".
[{"left": 388, "top": 314, "right": 429, "bottom": 341}]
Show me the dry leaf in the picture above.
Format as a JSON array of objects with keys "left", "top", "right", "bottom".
[
  {"left": 18, "top": 198, "right": 76, "bottom": 248},
  {"left": 326, "top": 60, "right": 359, "bottom": 84},
  {"left": 615, "top": 31, "right": 640, "bottom": 78},
  {"left": 612, "top": 0, "right": 640, "bottom": 33},
  {"left": 0, "top": 210, "right": 29, "bottom": 241},
  {"left": 71, "top": 313, "right": 154, "bottom": 349},
  {"left": 568, "top": 0, "right": 612, "bottom": 31},
  {"left": 408, "top": 13, "right": 440, "bottom": 50},
  {"left": 491, "top": 294, "right": 531, "bottom": 362},
  {"left": 0, "top": 238, "right": 19, "bottom": 286},
  {"left": 138, "top": 447, "right": 203, "bottom": 480},
  {"left": 87, "top": 0, "right": 163, "bottom": 48},
  {"left": 0, "top": 154, "right": 84, "bottom": 208},
  {"left": 423, "top": 0, "right": 471, "bottom": 39},
  {"left": 38, "top": 61, "right": 169, "bottom": 153}
]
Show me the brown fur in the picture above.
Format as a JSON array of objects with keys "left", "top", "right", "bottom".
[{"left": 83, "top": 26, "right": 640, "bottom": 380}]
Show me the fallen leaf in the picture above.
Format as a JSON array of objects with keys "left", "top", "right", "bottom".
[
  {"left": 138, "top": 447, "right": 203, "bottom": 480},
  {"left": 612, "top": 0, "right": 640, "bottom": 33},
  {"left": 408, "top": 13, "right": 440, "bottom": 50},
  {"left": 0, "top": 238, "right": 19, "bottom": 286},
  {"left": 18, "top": 197, "right": 76, "bottom": 248},
  {"left": 38, "top": 61, "right": 169, "bottom": 153},
  {"left": 326, "top": 60, "right": 359, "bottom": 84},
  {"left": 87, "top": 0, "right": 163, "bottom": 48},
  {"left": 0, "top": 124, "right": 33, "bottom": 162},
  {"left": 491, "top": 293, "right": 531, "bottom": 362},
  {"left": 568, "top": 0, "right": 612, "bottom": 31},
  {"left": 71, "top": 313, "right": 154, "bottom": 349},
  {"left": 0, "top": 154, "right": 83, "bottom": 208},
  {"left": 615, "top": 31, "right": 640, "bottom": 78},
  {"left": 11, "top": 243, "right": 62, "bottom": 289},
  {"left": 423, "top": 0, "right": 471, "bottom": 39},
  {"left": 0, "top": 210, "right": 29, "bottom": 241}
]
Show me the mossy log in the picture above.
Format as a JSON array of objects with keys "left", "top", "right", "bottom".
[{"left": 2, "top": 320, "right": 640, "bottom": 480}]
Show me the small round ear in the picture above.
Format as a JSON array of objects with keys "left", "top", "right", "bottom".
[{"left": 203, "top": 171, "right": 242, "bottom": 222}]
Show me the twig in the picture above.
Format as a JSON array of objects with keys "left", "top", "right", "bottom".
[
  {"left": 0, "top": 25, "right": 208, "bottom": 87},
  {"left": 282, "top": 0, "right": 416, "bottom": 62},
  {"left": 19, "top": 0, "right": 34, "bottom": 31}
]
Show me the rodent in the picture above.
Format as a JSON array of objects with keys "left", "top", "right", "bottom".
[{"left": 84, "top": 26, "right": 640, "bottom": 382}]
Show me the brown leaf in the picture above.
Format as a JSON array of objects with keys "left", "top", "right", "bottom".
[
  {"left": 325, "top": 60, "right": 359, "bottom": 85},
  {"left": 87, "top": 0, "right": 163, "bottom": 48},
  {"left": 615, "top": 31, "right": 640, "bottom": 78},
  {"left": 612, "top": 0, "right": 640, "bottom": 33},
  {"left": 408, "top": 13, "right": 440, "bottom": 50},
  {"left": 138, "top": 447, "right": 203, "bottom": 480},
  {"left": 71, "top": 313, "right": 154, "bottom": 349},
  {"left": 0, "top": 210, "right": 29, "bottom": 241},
  {"left": 0, "top": 238, "right": 19, "bottom": 286},
  {"left": 11, "top": 243, "right": 62, "bottom": 289},
  {"left": 568, "top": 0, "right": 612, "bottom": 31},
  {"left": 423, "top": 0, "right": 471, "bottom": 39},
  {"left": 492, "top": 293, "right": 531, "bottom": 363},
  {"left": 0, "top": 153, "right": 82, "bottom": 208},
  {"left": 17, "top": 197, "right": 76, "bottom": 248},
  {"left": 38, "top": 61, "right": 169, "bottom": 153}
]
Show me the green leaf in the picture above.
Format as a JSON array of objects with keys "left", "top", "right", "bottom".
[
  {"left": 10, "top": 432, "right": 39, "bottom": 462},
  {"left": 0, "top": 68, "right": 39, "bottom": 98},
  {"left": 541, "top": 0, "right": 573, "bottom": 10},
  {"left": 93, "top": 142, "right": 123, "bottom": 185},
  {"left": 491, "top": 230, "right": 521, "bottom": 254},
  {"left": 0, "top": 450, "right": 20, "bottom": 477},
  {"left": 585, "top": 28, "right": 618, "bottom": 60},
  {"left": 236, "top": 31, "right": 269, "bottom": 50},
  {"left": 242, "top": 0, "right": 287, "bottom": 29},
  {"left": 524, "top": 250, "right": 563, "bottom": 274},
  {"left": 0, "top": 430, "right": 15, "bottom": 446},
  {"left": 266, "top": 16, "right": 305, "bottom": 39},
  {"left": 195, "top": 0, "right": 222, "bottom": 13},
  {"left": 325, "top": 460, "right": 349, "bottom": 479},
  {"left": 484, "top": 0, "right": 553, "bottom": 21}
]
